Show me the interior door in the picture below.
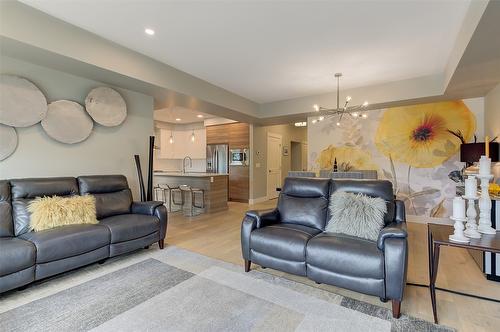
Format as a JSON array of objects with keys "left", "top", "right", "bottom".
[{"left": 267, "top": 133, "right": 282, "bottom": 199}]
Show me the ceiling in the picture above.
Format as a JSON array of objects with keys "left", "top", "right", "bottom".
[
  {"left": 20, "top": 0, "right": 472, "bottom": 103},
  {"left": 154, "top": 106, "right": 215, "bottom": 124}
]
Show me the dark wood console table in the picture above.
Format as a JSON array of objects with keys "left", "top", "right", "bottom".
[{"left": 427, "top": 223, "right": 500, "bottom": 324}]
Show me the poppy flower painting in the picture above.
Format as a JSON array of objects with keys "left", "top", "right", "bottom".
[
  {"left": 374, "top": 101, "right": 475, "bottom": 168},
  {"left": 312, "top": 100, "right": 478, "bottom": 217}
]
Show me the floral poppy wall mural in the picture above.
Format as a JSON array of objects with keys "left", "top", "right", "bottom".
[
  {"left": 310, "top": 99, "right": 480, "bottom": 217},
  {"left": 317, "top": 145, "right": 378, "bottom": 171},
  {"left": 375, "top": 101, "right": 475, "bottom": 168}
]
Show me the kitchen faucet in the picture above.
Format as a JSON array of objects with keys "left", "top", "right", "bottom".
[{"left": 182, "top": 156, "right": 192, "bottom": 173}]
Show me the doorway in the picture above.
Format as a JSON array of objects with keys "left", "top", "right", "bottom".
[{"left": 267, "top": 132, "right": 282, "bottom": 199}]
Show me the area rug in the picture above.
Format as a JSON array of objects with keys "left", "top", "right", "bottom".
[{"left": 0, "top": 246, "right": 453, "bottom": 332}]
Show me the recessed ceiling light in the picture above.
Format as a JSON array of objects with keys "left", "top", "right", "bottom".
[
  {"left": 145, "top": 28, "right": 155, "bottom": 36},
  {"left": 197, "top": 114, "right": 204, "bottom": 118},
  {"left": 175, "top": 118, "right": 181, "bottom": 121}
]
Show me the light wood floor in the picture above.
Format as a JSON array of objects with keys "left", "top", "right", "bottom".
[{"left": 167, "top": 200, "right": 500, "bottom": 332}]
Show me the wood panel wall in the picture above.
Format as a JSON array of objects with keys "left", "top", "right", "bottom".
[{"left": 206, "top": 122, "right": 249, "bottom": 202}]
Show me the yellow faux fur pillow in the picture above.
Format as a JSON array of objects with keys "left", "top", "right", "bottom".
[{"left": 28, "top": 195, "right": 98, "bottom": 232}]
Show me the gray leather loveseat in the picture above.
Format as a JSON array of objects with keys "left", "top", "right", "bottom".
[
  {"left": 241, "top": 177, "right": 407, "bottom": 318},
  {"left": 0, "top": 175, "right": 167, "bottom": 293}
]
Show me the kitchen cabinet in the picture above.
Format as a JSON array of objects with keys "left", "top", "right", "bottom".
[
  {"left": 160, "top": 128, "right": 206, "bottom": 159},
  {"left": 206, "top": 122, "right": 250, "bottom": 202}
]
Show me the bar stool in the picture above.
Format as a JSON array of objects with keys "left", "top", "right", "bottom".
[
  {"left": 154, "top": 184, "right": 179, "bottom": 212},
  {"left": 170, "top": 186, "right": 184, "bottom": 213},
  {"left": 179, "top": 185, "right": 205, "bottom": 216}
]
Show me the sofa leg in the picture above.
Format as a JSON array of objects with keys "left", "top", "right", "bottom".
[
  {"left": 392, "top": 299, "right": 401, "bottom": 319},
  {"left": 98, "top": 259, "right": 107, "bottom": 265},
  {"left": 380, "top": 297, "right": 388, "bottom": 303},
  {"left": 244, "top": 260, "right": 251, "bottom": 272},
  {"left": 158, "top": 239, "right": 165, "bottom": 249}
]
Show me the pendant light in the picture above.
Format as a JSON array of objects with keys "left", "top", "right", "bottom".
[
  {"left": 169, "top": 131, "right": 174, "bottom": 144},
  {"left": 312, "top": 73, "right": 369, "bottom": 126},
  {"left": 191, "top": 130, "right": 195, "bottom": 142}
]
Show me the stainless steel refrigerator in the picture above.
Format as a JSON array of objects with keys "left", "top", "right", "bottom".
[{"left": 206, "top": 144, "right": 229, "bottom": 174}]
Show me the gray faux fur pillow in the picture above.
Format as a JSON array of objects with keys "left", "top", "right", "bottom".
[{"left": 326, "top": 191, "right": 387, "bottom": 241}]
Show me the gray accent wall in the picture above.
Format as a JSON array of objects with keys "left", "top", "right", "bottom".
[
  {"left": 252, "top": 124, "right": 307, "bottom": 200},
  {"left": 0, "top": 56, "right": 154, "bottom": 199}
]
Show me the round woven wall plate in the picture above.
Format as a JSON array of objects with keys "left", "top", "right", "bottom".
[
  {"left": 41, "top": 100, "right": 93, "bottom": 144},
  {"left": 85, "top": 87, "right": 127, "bottom": 126},
  {"left": 0, "top": 75, "right": 48, "bottom": 127},
  {"left": 0, "top": 124, "right": 18, "bottom": 161}
]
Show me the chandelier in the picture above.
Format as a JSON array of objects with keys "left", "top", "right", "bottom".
[{"left": 312, "top": 73, "right": 369, "bottom": 126}]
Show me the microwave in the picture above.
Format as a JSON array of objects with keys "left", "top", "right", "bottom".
[{"left": 230, "top": 148, "right": 249, "bottom": 166}]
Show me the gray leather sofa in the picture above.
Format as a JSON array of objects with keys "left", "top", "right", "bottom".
[
  {"left": 0, "top": 175, "right": 167, "bottom": 293},
  {"left": 241, "top": 177, "right": 407, "bottom": 318}
]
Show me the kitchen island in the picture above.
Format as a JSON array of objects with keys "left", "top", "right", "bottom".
[{"left": 154, "top": 172, "right": 228, "bottom": 213}]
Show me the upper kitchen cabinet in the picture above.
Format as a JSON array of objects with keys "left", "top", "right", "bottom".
[
  {"left": 206, "top": 125, "right": 229, "bottom": 144},
  {"left": 206, "top": 123, "right": 249, "bottom": 147},
  {"left": 160, "top": 128, "right": 206, "bottom": 159},
  {"left": 229, "top": 123, "right": 250, "bottom": 148}
]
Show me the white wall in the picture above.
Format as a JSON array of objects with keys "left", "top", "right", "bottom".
[
  {"left": 153, "top": 121, "right": 207, "bottom": 172},
  {"left": 0, "top": 56, "right": 154, "bottom": 199}
]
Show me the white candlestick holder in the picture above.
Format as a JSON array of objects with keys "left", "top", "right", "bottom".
[
  {"left": 462, "top": 195, "right": 481, "bottom": 238},
  {"left": 477, "top": 174, "right": 496, "bottom": 234},
  {"left": 449, "top": 216, "right": 469, "bottom": 243}
]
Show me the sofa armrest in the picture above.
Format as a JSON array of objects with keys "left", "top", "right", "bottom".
[
  {"left": 384, "top": 238, "right": 408, "bottom": 301},
  {"left": 131, "top": 201, "right": 168, "bottom": 241},
  {"left": 394, "top": 199, "right": 406, "bottom": 223},
  {"left": 131, "top": 201, "right": 163, "bottom": 215},
  {"left": 245, "top": 208, "right": 280, "bottom": 229},
  {"left": 241, "top": 208, "right": 280, "bottom": 260},
  {"left": 377, "top": 221, "right": 407, "bottom": 250}
]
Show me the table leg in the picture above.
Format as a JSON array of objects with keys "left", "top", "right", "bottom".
[
  {"left": 429, "top": 242, "right": 441, "bottom": 324},
  {"left": 428, "top": 227, "right": 433, "bottom": 289}
]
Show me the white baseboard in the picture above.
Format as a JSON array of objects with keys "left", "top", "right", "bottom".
[{"left": 248, "top": 196, "right": 269, "bottom": 205}]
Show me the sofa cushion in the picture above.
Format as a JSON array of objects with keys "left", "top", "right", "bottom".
[
  {"left": 326, "top": 191, "right": 387, "bottom": 241},
  {"left": 0, "top": 180, "right": 13, "bottom": 237},
  {"left": 278, "top": 177, "right": 330, "bottom": 230},
  {"left": 28, "top": 195, "right": 98, "bottom": 232},
  {"left": 78, "top": 175, "right": 132, "bottom": 219},
  {"left": 250, "top": 223, "right": 321, "bottom": 262},
  {"left": 100, "top": 214, "right": 159, "bottom": 243},
  {"left": 330, "top": 179, "right": 395, "bottom": 225},
  {"left": 306, "top": 232, "right": 384, "bottom": 279},
  {"left": 10, "top": 177, "right": 79, "bottom": 236},
  {"left": 0, "top": 237, "right": 36, "bottom": 277},
  {"left": 20, "top": 224, "right": 110, "bottom": 264}
]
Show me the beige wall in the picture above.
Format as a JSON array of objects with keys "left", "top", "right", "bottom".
[
  {"left": 485, "top": 83, "right": 500, "bottom": 139},
  {"left": 0, "top": 56, "right": 154, "bottom": 199},
  {"left": 252, "top": 124, "right": 307, "bottom": 199}
]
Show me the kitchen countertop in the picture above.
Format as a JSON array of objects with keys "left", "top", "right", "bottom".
[{"left": 154, "top": 171, "right": 228, "bottom": 177}]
